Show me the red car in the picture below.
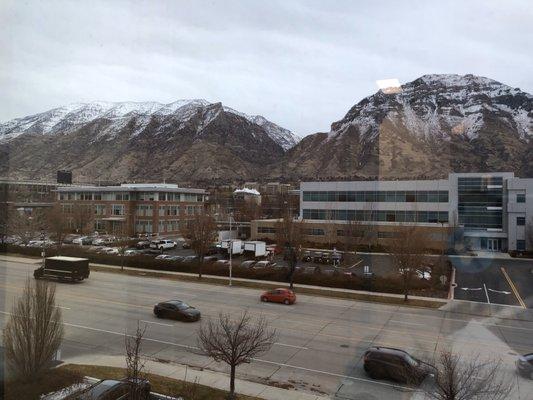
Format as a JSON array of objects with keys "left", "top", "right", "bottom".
[{"left": 260, "top": 288, "right": 296, "bottom": 305}]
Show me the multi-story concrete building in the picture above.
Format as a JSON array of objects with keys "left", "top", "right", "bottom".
[
  {"left": 55, "top": 183, "right": 207, "bottom": 236},
  {"left": 251, "top": 172, "right": 533, "bottom": 252}
]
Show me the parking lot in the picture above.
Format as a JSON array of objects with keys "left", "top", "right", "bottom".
[{"left": 452, "top": 256, "right": 533, "bottom": 308}]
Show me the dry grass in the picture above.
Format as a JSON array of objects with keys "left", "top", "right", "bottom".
[
  {"left": 59, "top": 364, "right": 262, "bottom": 400},
  {"left": 3, "top": 368, "right": 84, "bottom": 400}
]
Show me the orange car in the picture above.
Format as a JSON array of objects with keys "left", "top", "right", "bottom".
[{"left": 260, "top": 288, "right": 296, "bottom": 305}]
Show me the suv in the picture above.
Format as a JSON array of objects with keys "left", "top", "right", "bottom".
[
  {"left": 149, "top": 239, "right": 177, "bottom": 250},
  {"left": 363, "top": 346, "right": 433, "bottom": 384}
]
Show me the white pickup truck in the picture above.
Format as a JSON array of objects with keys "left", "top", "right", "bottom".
[{"left": 150, "top": 239, "right": 177, "bottom": 251}]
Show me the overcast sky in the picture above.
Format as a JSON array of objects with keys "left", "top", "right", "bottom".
[{"left": 1, "top": 0, "right": 531, "bottom": 136}]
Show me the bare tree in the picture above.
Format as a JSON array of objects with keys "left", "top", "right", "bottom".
[
  {"left": 340, "top": 219, "right": 365, "bottom": 267},
  {"left": 426, "top": 351, "right": 512, "bottom": 400},
  {"left": 181, "top": 211, "right": 217, "bottom": 279},
  {"left": 3, "top": 278, "right": 63, "bottom": 381},
  {"left": 6, "top": 209, "right": 46, "bottom": 245},
  {"left": 71, "top": 203, "right": 94, "bottom": 235},
  {"left": 275, "top": 207, "right": 303, "bottom": 290},
  {"left": 197, "top": 312, "right": 276, "bottom": 399},
  {"left": 388, "top": 225, "right": 429, "bottom": 301},
  {"left": 125, "top": 322, "right": 149, "bottom": 400},
  {"left": 46, "top": 203, "right": 69, "bottom": 247},
  {"left": 526, "top": 217, "right": 533, "bottom": 252},
  {"left": 112, "top": 222, "right": 131, "bottom": 271}
]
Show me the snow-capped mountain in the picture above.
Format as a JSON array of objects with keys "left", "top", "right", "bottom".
[
  {"left": 0, "top": 100, "right": 299, "bottom": 150},
  {"left": 279, "top": 74, "right": 532, "bottom": 179},
  {"left": 0, "top": 100, "right": 297, "bottom": 182}
]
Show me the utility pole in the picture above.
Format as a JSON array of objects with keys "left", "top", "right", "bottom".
[
  {"left": 40, "top": 228, "right": 46, "bottom": 267},
  {"left": 228, "top": 212, "right": 233, "bottom": 286}
]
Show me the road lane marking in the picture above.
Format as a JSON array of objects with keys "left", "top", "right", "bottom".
[
  {"left": 500, "top": 267, "right": 527, "bottom": 309},
  {"left": 140, "top": 320, "right": 174, "bottom": 327},
  {"left": 1, "top": 281, "right": 532, "bottom": 355},
  {"left": 273, "top": 342, "right": 308, "bottom": 350},
  {"left": 0, "top": 260, "right": 528, "bottom": 331},
  {"left": 251, "top": 358, "right": 418, "bottom": 392},
  {"left": 0, "top": 309, "right": 419, "bottom": 392},
  {"left": 483, "top": 284, "right": 490, "bottom": 304}
]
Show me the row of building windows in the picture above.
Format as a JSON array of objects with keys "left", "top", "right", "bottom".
[
  {"left": 257, "top": 226, "right": 276, "bottom": 234},
  {"left": 58, "top": 192, "right": 205, "bottom": 202},
  {"left": 303, "top": 190, "right": 449, "bottom": 203},
  {"left": 302, "top": 209, "right": 449, "bottom": 224}
]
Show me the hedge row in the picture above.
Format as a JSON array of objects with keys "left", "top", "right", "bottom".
[{"left": 1, "top": 244, "right": 448, "bottom": 298}]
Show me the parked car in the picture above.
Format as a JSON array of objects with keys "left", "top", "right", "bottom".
[
  {"left": 204, "top": 255, "right": 218, "bottom": 262},
  {"left": 181, "top": 241, "right": 191, "bottom": 249},
  {"left": 168, "top": 255, "right": 184, "bottom": 262},
  {"left": 516, "top": 353, "right": 533, "bottom": 379},
  {"left": 67, "top": 378, "right": 151, "bottom": 400},
  {"left": 260, "top": 288, "right": 296, "bottom": 305},
  {"left": 182, "top": 255, "right": 199, "bottom": 263},
  {"left": 63, "top": 234, "right": 80, "bottom": 244},
  {"left": 215, "top": 259, "right": 231, "bottom": 267},
  {"left": 153, "top": 300, "right": 201, "bottom": 322},
  {"left": 124, "top": 249, "right": 141, "bottom": 256},
  {"left": 150, "top": 239, "right": 177, "bottom": 251},
  {"left": 241, "top": 260, "right": 257, "bottom": 269},
  {"left": 363, "top": 346, "right": 434, "bottom": 384},
  {"left": 155, "top": 254, "right": 173, "bottom": 260},
  {"left": 27, "top": 239, "right": 55, "bottom": 248},
  {"left": 73, "top": 236, "right": 93, "bottom": 245},
  {"left": 92, "top": 236, "right": 116, "bottom": 246},
  {"left": 301, "top": 251, "right": 312, "bottom": 262},
  {"left": 135, "top": 240, "right": 151, "bottom": 249},
  {"left": 254, "top": 260, "right": 276, "bottom": 269}
]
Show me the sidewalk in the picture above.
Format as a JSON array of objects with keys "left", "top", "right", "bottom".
[
  {"left": 62, "top": 354, "right": 328, "bottom": 400},
  {"left": 0, "top": 253, "right": 448, "bottom": 308}
]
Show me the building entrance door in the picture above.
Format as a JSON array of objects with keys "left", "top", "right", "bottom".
[{"left": 487, "top": 238, "right": 500, "bottom": 252}]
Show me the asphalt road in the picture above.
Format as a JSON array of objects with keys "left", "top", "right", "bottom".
[
  {"left": 0, "top": 257, "right": 532, "bottom": 399},
  {"left": 452, "top": 257, "right": 533, "bottom": 308}
]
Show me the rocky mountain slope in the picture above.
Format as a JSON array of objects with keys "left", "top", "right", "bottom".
[
  {"left": 0, "top": 100, "right": 299, "bottom": 182},
  {"left": 1, "top": 74, "right": 531, "bottom": 184},
  {"left": 277, "top": 74, "right": 532, "bottom": 180}
]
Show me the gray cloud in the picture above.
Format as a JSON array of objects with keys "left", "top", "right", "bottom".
[{"left": 1, "top": 0, "right": 531, "bottom": 136}]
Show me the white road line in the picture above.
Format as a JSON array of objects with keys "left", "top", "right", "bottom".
[
  {"left": 251, "top": 357, "right": 418, "bottom": 392},
  {"left": 56, "top": 306, "right": 71, "bottom": 310},
  {"left": 0, "top": 310, "right": 416, "bottom": 391},
  {"left": 140, "top": 320, "right": 174, "bottom": 327},
  {"left": 389, "top": 320, "right": 427, "bottom": 327},
  {"left": 273, "top": 342, "right": 308, "bottom": 350},
  {"left": 483, "top": 283, "right": 491, "bottom": 304}
]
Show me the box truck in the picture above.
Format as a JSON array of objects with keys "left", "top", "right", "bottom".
[
  {"left": 243, "top": 241, "right": 267, "bottom": 257},
  {"left": 34, "top": 256, "right": 90, "bottom": 282}
]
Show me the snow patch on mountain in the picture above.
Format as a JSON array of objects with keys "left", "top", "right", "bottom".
[
  {"left": 327, "top": 73, "right": 532, "bottom": 142},
  {"left": 0, "top": 100, "right": 300, "bottom": 150}
]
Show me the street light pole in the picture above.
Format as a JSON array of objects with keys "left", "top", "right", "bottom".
[{"left": 228, "top": 213, "right": 233, "bottom": 286}]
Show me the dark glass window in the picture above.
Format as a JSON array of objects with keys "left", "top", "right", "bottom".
[
  {"left": 517, "top": 193, "right": 525, "bottom": 203},
  {"left": 517, "top": 240, "right": 526, "bottom": 251},
  {"left": 517, "top": 217, "right": 525, "bottom": 226}
]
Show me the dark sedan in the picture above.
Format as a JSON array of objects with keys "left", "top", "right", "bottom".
[
  {"left": 153, "top": 300, "right": 201, "bottom": 322},
  {"left": 517, "top": 353, "right": 533, "bottom": 379}
]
